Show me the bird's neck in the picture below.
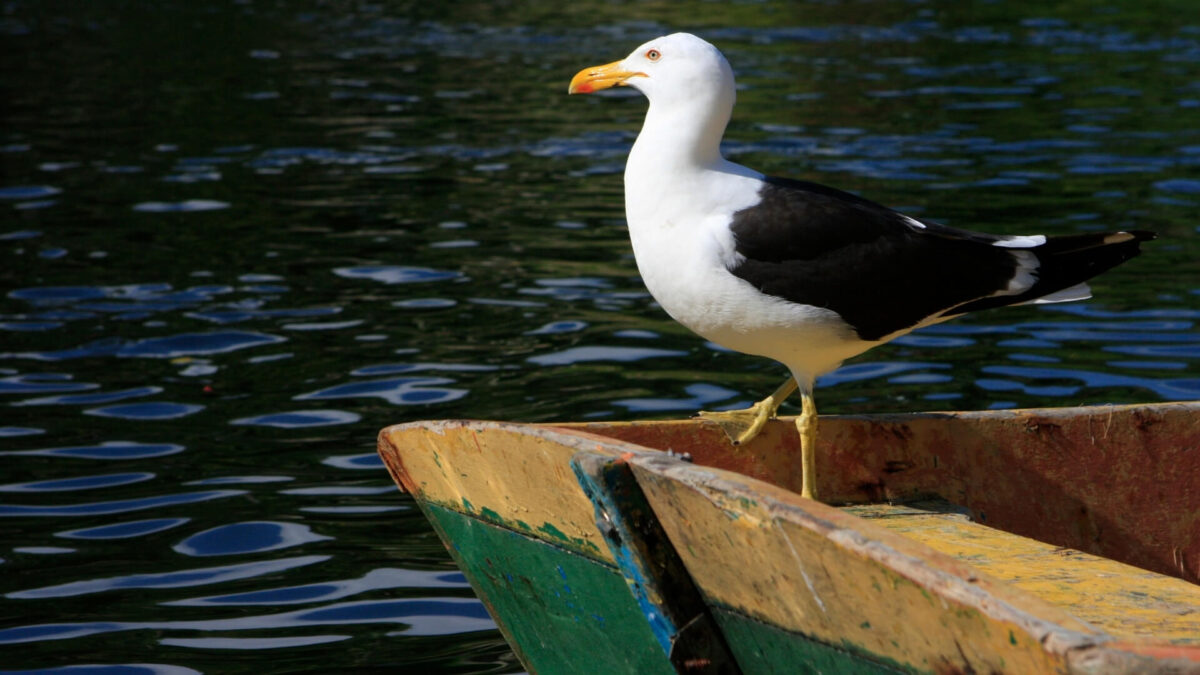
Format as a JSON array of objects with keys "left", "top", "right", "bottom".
[{"left": 628, "top": 97, "right": 731, "bottom": 176}]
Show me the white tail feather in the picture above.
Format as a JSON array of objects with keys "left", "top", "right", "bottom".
[{"left": 1028, "top": 282, "right": 1092, "bottom": 305}]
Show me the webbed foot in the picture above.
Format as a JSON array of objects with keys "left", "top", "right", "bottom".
[{"left": 696, "top": 377, "right": 798, "bottom": 446}]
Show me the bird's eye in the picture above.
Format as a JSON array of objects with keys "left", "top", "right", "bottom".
[{"left": 646, "top": 49, "right": 661, "bottom": 61}]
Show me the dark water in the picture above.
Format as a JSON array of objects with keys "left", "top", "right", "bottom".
[{"left": 2, "top": 1, "right": 1198, "bottom": 672}]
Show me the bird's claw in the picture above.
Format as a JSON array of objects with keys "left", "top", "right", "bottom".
[{"left": 696, "top": 403, "right": 773, "bottom": 446}]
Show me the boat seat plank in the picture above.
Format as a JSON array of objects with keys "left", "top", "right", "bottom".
[{"left": 846, "top": 502, "right": 1200, "bottom": 645}]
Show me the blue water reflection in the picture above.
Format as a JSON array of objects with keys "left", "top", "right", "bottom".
[
  {"left": 321, "top": 454, "right": 385, "bottom": 470},
  {"left": 0, "top": 427, "right": 44, "bottom": 437},
  {"left": 982, "top": 365, "right": 1200, "bottom": 400},
  {"left": 184, "top": 476, "right": 293, "bottom": 486},
  {"left": 173, "top": 522, "right": 331, "bottom": 557},
  {"left": 0, "top": 442, "right": 185, "bottom": 460},
  {"left": 159, "top": 635, "right": 350, "bottom": 650},
  {"left": 131, "top": 199, "right": 229, "bottom": 212},
  {"left": 0, "top": 185, "right": 61, "bottom": 200},
  {"left": 615, "top": 383, "right": 741, "bottom": 412},
  {"left": 0, "top": 374, "right": 96, "bottom": 395},
  {"left": 7, "top": 555, "right": 329, "bottom": 601},
  {"left": 296, "top": 377, "right": 468, "bottom": 405},
  {"left": 528, "top": 345, "right": 687, "bottom": 366},
  {"left": 2, "top": 665, "right": 201, "bottom": 675},
  {"left": 163, "top": 568, "right": 469, "bottom": 607},
  {"left": 0, "top": 596, "right": 494, "bottom": 645},
  {"left": 0, "top": 473, "right": 154, "bottom": 493},
  {"left": 333, "top": 266, "right": 462, "bottom": 285},
  {"left": 14, "top": 387, "right": 162, "bottom": 406},
  {"left": 0, "top": 491, "right": 245, "bottom": 517},
  {"left": 84, "top": 403, "right": 205, "bottom": 420},
  {"left": 12, "top": 331, "right": 287, "bottom": 361},
  {"left": 229, "top": 410, "right": 361, "bottom": 428},
  {"left": 57, "top": 518, "right": 191, "bottom": 540}
]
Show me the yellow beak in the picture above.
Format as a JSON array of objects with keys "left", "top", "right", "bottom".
[{"left": 568, "top": 60, "right": 644, "bottom": 94}]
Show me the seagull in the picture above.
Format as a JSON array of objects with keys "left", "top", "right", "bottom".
[{"left": 568, "top": 33, "right": 1153, "bottom": 501}]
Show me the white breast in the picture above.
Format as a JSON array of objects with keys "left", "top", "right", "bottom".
[{"left": 624, "top": 163, "right": 871, "bottom": 381}]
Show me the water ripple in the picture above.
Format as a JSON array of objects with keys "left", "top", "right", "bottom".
[
  {"left": 0, "top": 441, "right": 185, "bottom": 460},
  {"left": 2, "top": 665, "right": 201, "bottom": 675},
  {"left": 0, "top": 472, "right": 155, "bottom": 493},
  {"left": 173, "top": 521, "right": 332, "bottom": 557},
  {"left": 0, "top": 597, "right": 492, "bottom": 645},
  {"left": 0, "top": 321, "right": 64, "bottom": 332},
  {"left": 350, "top": 362, "right": 498, "bottom": 376},
  {"left": 295, "top": 377, "right": 467, "bottom": 405},
  {"left": 0, "top": 490, "right": 245, "bottom": 517},
  {"left": 0, "top": 427, "right": 44, "bottom": 437},
  {"left": 1106, "top": 344, "right": 1200, "bottom": 359},
  {"left": 332, "top": 265, "right": 462, "bottom": 284},
  {"left": 57, "top": 518, "right": 191, "bottom": 540},
  {"left": 0, "top": 374, "right": 97, "bottom": 395},
  {"left": 819, "top": 362, "right": 950, "bottom": 387},
  {"left": 84, "top": 403, "right": 205, "bottom": 420},
  {"left": 982, "top": 365, "right": 1200, "bottom": 400},
  {"left": 13, "top": 386, "right": 162, "bottom": 406},
  {"left": 229, "top": 410, "right": 361, "bottom": 428},
  {"left": 159, "top": 635, "right": 350, "bottom": 650},
  {"left": 8, "top": 331, "right": 286, "bottom": 361},
  {"left": 131, "top": 200, "right": 230, "bottom": 212},
  {"left": 320, "top": 454, "right": 385, "bottom": 470},
  {"left": 184, "top": 476, "right": 293, "bottom": 486},
  {"left": 163, "top": 568, "right": 469, "bottom": 607},
  {"left": 524, "top": 320, "right": 589, "bottom": 335},
  {"left": 527, "top": 345, "right": 686, "bottom": 366},
  {"left": 280, "top": 319, "right": 363, "bottom": 331},
  {"left": 5, "top": 555, "right": 329, "bottom": 599},
  {"left": 0, "top": 185, "right": 61, "bottom": 200},
  {"left": 279, "top": 486, "right": 394, "bottom": 496},
  {"left": 615, "top": 383, "right": 741, "bottom": 412},
  {"left": 187, "top": 307, "right": 338, "bottom": 325}
]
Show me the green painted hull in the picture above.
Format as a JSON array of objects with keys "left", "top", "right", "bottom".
[
  {"left": 714, "top": 609, "right": 904, "bottom": 675},
  {"left": 423, "top": 502, "right": 675, "bottom": 674},
  {"left": 423, "top": 501, "right": 893, "bottom": 675}
]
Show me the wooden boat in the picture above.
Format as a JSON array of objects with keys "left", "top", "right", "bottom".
[{"left": 377, "top": 402, "right": 1200, "bottom": 674}]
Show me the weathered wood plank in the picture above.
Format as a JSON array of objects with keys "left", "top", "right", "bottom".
[
  {"left": 847, "top": 502, "right": 1200, "bottom": 645},
  {"left": 572, "top": 451, "right": 742, "bottom": 673},
  {"left": 564, "top": 402, "right": 1200, "bottom": 584},
  {"left": 628, "top": 453, "right": 1107, "bottom": 674},
  {"left": 378, "top": 420, "right": 625, "bottom": 561}
]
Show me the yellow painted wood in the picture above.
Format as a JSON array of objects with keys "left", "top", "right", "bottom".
[
  {"left": 628, "top": 455, "right": 1102, "bottom": 674},
  {"left": 378, "top": 420, "right": 641, "bottom": 562},
  {"left": 848, "top": 502, "right": 1200, "bottom": 645}
]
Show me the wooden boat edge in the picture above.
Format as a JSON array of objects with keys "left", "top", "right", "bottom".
[
  {"left": 376, "top": 403, "right": 1200, "bottom": 672},
  {"left": 620, "top": 449, "right": 1200, "bottom": 672}
]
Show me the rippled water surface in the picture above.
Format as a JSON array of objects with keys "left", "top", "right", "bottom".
[{"left": 3, "top": 1, "right": 1199, "bottom": 672}]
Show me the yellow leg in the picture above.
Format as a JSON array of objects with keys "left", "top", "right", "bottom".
[
  {"left": 697, "top": 377, "right": 798, "bottom": 446},
  {"left": 798, "top": 390, "right": 818, "bottom": 501}
]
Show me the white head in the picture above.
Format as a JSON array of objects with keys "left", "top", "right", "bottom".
[
  {"left": 569, "top": 33, "right": 737, "bottom": 165},
  {"left": 570, "top": 33, "right": 734, "bottom": 107}
]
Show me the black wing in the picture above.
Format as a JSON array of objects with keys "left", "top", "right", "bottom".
[{"left": 728, "top": 176, "right": 1152, "bottom": 341}]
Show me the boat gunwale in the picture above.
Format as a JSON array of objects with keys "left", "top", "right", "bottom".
[{"left": 377, "top": 402, "right": 1200, "bottom": 672}]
